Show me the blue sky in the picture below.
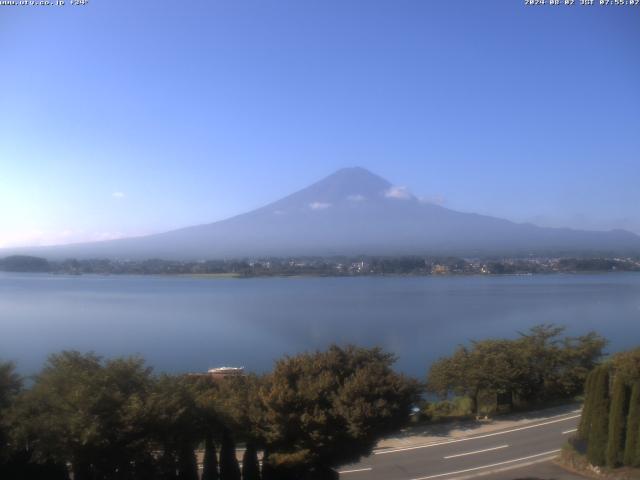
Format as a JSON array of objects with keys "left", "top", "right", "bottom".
[{"left": 1, "top": 0, "right": 638, "bottom": 247}]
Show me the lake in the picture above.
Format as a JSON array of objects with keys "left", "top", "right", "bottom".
[{"left": 1, "top": 272, "right": 639, "bottom": 378}]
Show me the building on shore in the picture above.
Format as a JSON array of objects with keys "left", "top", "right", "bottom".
[
  {"left": 207, "top": 366, "right": 244, "bottom": 380},
  {"left": 188, "top": 366, "right": 245, "bottom": 381}
]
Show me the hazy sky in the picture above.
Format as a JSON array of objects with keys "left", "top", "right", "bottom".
[{"left": 1, "top": 1, "right": 639, "bottom": 247}]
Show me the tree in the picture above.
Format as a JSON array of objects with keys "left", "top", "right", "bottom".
[
  {"left": 623, "top": 382, "right": 640, "bottom": 467},
  {"left": 177, "top": 443, "right": 199, "bottom": 480},
  {"left": 606, "top": 374, "right": 629, "bottom": 467},
  {"left": 242, "top": 441, "right": 260, "bottom": 480},
  {"left": 260, "top": 450, "right": 276, "bottom": 480},
  {"left": 219, "top": 427, "right": 241, "bottom": 480},
  {"left": 515, "top": 324, "right": 565, "bottom": 402},
  {"left": 554, "top": 331, "right": 607, "bottom": 399},
  {"left": 145, "top": 375, "right": 205, "bottom": 480},
  {"left": 0, "top": 362, "right": 23, "bottom": 476},
  {"left": 11, "top": 351, "right": 154, "bottom": 479},
  {"left": 428, "top": 340, "right": 524, "bottom": 415},
  {"left": 0, "top": 255, "right": 50, "bottom": 272},
  {"left": 259, "top": 345, "right": 420, "bottom": 477},
  {"left": 611, "top": 348, "right": 640, "bottom": 384},
  {"left": 587, "top": 366, "right": 610, "bottom": 466},
  {"left": 515, "top": 325, "right": 606, "bottom": 402},
  {"left": 157, "top": 451, "right": 178, "bottom": 480},
  {"left": 202, "top": 433, "right": 220, "bottom": 480},
  {"left": 427, "top": 325, "right": 606, "bottom": 416},
  {"left": 211, "top": 375, "right": 264, "bottom": 480},
  {"left": 428, "top": 347, "right": 481, "bottom": 414},
  {"left": 578, "top": 369, "right": 597, "bottom": 440},
  {"left": 0, "top": 361, "right": 21, "bottom": 412}
]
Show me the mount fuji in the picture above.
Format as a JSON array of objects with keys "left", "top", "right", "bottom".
[{"left": 4, "top": 167, "right": 640, "bottom": 259}]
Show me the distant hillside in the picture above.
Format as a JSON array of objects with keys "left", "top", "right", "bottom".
[
  {"left": 0, "top": 255, "right": 50, "bottom": 272},
  {"left": 3, "top": 167, "right": 640, "bottom": 260}
]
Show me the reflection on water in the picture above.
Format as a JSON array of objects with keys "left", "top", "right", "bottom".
[{"left": 1, "top": 272, "right": 639, "bottom": 377}]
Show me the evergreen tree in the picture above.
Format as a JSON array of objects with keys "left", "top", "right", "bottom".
[
  {"left": 202, "top": 434, "right": 219, "bottom": 480},
  {"left": 242, "top": 441, "right": 260, "bottom": 480},
  {"left": 624, "top": 382, "right": 640, "bottom": 467},
  {"left": 0, "top": 361, "right": 22, "bottom": 473},
  {"left": 177, "top": 444, "right": 199, "bottom": 480},
  {"left": 587, "top": 366, "right": 610, "bottom": 466},
  {"left": 606, "top": 375, "right": 628, "bottom": 467},
  {"left": 132, "top": 452, "right": 158, "bottom": 480},
  {"left": 260, "top": 451, "right": 276, "bottom": 480},
  {"left": 578, "top": 369, "right": 596, "bottom": 440},
  {"left": 636, "top": 424, "right": 640, "bottom": 468},
  {"left": 220, "top": 428, "right": 241, "bottom": 480},
  {"left": 158, "top": 451, "right": 179, "bottom": 480}
]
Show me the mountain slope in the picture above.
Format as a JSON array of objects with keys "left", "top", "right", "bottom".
[{"left": 4, "top": 167, "right": 640, "bottom": 259}]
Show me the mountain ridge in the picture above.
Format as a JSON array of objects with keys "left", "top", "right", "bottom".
[{"left": 3, "top": 167, "right": 640, "bottom": 260}]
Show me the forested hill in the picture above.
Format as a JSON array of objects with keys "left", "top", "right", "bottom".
[{"left": 0, "top": 255, "right": 50, "bottom": 273}]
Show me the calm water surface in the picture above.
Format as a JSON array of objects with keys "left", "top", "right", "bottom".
[{"left": 1, "top": 272, "right": 639, "bottom": 377}]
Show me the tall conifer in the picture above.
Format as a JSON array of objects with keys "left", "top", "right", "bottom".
[
  {"left": 624, "top": 382, "right": 640, "bottom": 467},
  {"left": 260, "top": 451, "right": 276, "bottom": 480},
  {"left": 579, "top": 369, "right": 597, "bottom": 440},
  {"left": 177, "top": 444, "right": 199, "bottom": 480},
  {"left": 587, "top": 366, "right": 610, "bottom": 466},
  {"left": 606, "top": 375, "right": 628, "bottom": 467},
  {"left": 242, "top": 441, "right": 260, "bottom": 480},
  {"left": 220, "top": 428, "right": 241, "bottom": 480},
  {"left": 202, "top": 434, "right": 220, "bottom": 480}
]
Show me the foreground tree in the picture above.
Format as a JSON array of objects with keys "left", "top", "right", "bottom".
[
  {"left": 11, "top": 352, "right": 155, "bottom": 479},
  {"left": 586, "top": 366, "right": 610, "bottom": 466},
  {"left": 427, "top": 325, "right": 606, "bottom": 415},
  {"left": 578, "top": 369, "right": 597, "bottom": 440},
  {"left": 0, "top": 362, "right": 22, "bottom": 475},
  {"left": 259, "top": 345, "right": 421, "bottom": 479},
  {"left": 428, "top": 338, "right": 535, "bottom": 415},
  {"left": 612, "top": 348, "right": 640, "bottom": 384},
  {"left": 242, "top": 441, "right": 260, "bottom": 480},
  {"left": 219, "top": 427, "right": 241, "bottom": 480},
  {"left": 145, "top": 375, "right": 207, "bottom": 480},
  {"left": 0, "top": 361, "right": 21, "bottom": 443},
  {"left": 623, "top": 382, "right": 640, "bottom": 467},
  {"left": 202, "top": 433, "right": 220, "bottom": 480},
  {"left": 177, "top": 443, "right": 199, "bottom": 480},
  {"left": 556, "top": 331, "right": 608, "bottom": 398},
  {"left": 0, "top": 362, "right": 21, "bottom": 411},
  {"left": 606, "top": 374, "right": 629, "bottom": 467},
  {"left": 210, "top": 374, "right": 267, "bottom": 480}
]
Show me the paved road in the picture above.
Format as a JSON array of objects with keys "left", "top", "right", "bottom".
[{"left": 339, "top": 411, "right": 581, "bottom": 480}]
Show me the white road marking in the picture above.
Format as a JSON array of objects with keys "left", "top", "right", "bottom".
[
  {"left": 443, "top": 444, "right": 509, "bottom": 459},
  {"left": 409, "top": 449, "right": 562, "bottom": 480},
  {"left": 338, "top": 467, "right": 373, "bottom": 474},
  {"left": 562, "top": 428, "right": 578, "bottom": 434},
  {"left": 375, "top": 414, "right": 580, "bottom": 455}
]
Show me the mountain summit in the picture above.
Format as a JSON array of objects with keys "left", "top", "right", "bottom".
[
  {"left": 260, "top": 167, "right": 412, "bottom": 213},
  {"left": 5, "top": 168, "right": 640, "bottom": 259}
]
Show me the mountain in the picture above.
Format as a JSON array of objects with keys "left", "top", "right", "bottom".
[{"left": 4, "top": 167, "right": 640, "bottom": 259}]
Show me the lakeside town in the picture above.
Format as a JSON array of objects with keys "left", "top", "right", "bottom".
[{"left": 1, "top": 254, "right": 640, "bottom": 277}]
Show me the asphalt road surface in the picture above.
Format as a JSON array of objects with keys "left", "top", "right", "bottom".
[{"left": 339, "top": 411, "right": 581, "bottom": 480}]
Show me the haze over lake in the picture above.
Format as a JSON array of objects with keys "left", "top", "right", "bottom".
[{"left": 2, "top": 272, "right": 639, "bottom": 377}]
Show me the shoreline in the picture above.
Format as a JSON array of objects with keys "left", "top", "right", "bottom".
[{"left": 2, "top": 270, "right": 639, "bottom": 280}]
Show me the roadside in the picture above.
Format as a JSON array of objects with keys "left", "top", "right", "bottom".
[
  {"left": 374, "top": 403, "right": 581, "bottom": 452},
  {"left": 336, "top": 403, "right": 588, "bottom": 479},
  {"left": 481, "top": 460, "right": 588, "bottom": 480},
  {"left": 198, "top": 403, "right": 584, "bottom": 469}
]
